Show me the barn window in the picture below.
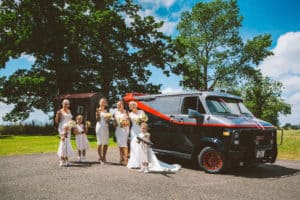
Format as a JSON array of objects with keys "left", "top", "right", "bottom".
[{"left": 77, "top": 106, "right": 84, "bottom": 114}]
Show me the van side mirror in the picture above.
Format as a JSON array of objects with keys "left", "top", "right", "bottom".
[
  {"left": 188, "top": 109, "right": 202, "bottom": 118},
  {"left": 188, "top": 109, "right": 205, "bottom": 124}
]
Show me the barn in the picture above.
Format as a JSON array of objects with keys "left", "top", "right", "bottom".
[{"left": 54, "top": 92, "right": 103, "bottom": 127}]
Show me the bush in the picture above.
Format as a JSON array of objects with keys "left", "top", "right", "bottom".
[{"left": 0, "top": 123, "right": 57, "bottom": 135}]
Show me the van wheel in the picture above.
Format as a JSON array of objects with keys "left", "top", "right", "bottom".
[{"left": 198, "top": 146, "right": 225, "bottom": 173}]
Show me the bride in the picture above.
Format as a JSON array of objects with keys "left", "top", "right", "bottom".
[
  {"left": 137, "top": 122, "right": 181, "bottom": 173},
  {"left": 127, "top": 101, "right": 148, "bottom": 169}
]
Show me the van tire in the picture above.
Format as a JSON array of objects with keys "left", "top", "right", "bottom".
[{"left": 198, "top": 146, "right": 225, "bottom": 173}]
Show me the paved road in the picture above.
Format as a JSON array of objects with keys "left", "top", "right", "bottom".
[{"left": 1, "top": 148, "right": 300, "bottom": 200}]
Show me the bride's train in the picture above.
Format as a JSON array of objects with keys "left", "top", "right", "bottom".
[{"left": 146, "top": 149, "right": 181, "bottom": 172}]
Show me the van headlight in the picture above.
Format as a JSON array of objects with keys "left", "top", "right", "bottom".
[
  {"left": 223, "top": 131, "right": 230, "bottom": 136},
  {"left": 233, "top": 131, "right": 239, "bottom": 145}
]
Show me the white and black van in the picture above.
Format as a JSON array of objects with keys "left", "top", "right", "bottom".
[{"left": 124, "top": 92, "right": 278, "bottom": 173}]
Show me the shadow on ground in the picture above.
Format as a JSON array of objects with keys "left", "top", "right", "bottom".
[
  {"left": 67, "top": 161, "right": 127, "bottom": 168},
  {"left": 158, "top": 155, "right": 300, "bottom": 179},
  {"left": 225, "top": 164, "right": 300, "bottom": 179},
  {"left": 67, "top": 161, "right": 100, "bottom": 168}
]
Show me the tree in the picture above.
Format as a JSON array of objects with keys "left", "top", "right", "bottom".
[
  {"left": 173, "top": 0, "right": 273, "bottom": 90},
  {"left": 173, "top": 0, "right": 290, "bottom": 126},
  {"left": 0, "top": 0, "right": 174, "bottom": 122},
  {"left": 239, "top": 72, "right": 291, "bottom": 126}
]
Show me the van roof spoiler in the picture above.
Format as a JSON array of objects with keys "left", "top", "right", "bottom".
[{"left": 123, "top": 93, "right": 153, "bottom": 101}]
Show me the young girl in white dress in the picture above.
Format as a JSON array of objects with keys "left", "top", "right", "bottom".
[
  {"left": 95, "top": 98, "right": 111, "bottom": 163},
  {"left": 74, "top": 115, "right": 89, "bottom": 162},
  {"left": 127, "top": 101, "right": 148, "bottom": 169},
  {"left": 138, "top": 123, "right": 151, "bottom": 173},
  {"left": 137, "top": 123, "right": 181, "bottom": 173},
  {"left": 114, "top": 100, "right": 130, "bottom": 165},
  {"left": 55, "top": 99, "right": 74, "bottom": 167}
]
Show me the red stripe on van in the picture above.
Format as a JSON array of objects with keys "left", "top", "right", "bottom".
[{"left": 125, "top": 95, "right": 274, "bottom": 129}]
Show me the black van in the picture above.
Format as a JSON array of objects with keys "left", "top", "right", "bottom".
[{"left": 124, "top": 92, "right": 278, "bottom": 173}]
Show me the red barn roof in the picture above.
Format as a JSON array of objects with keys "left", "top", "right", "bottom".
[{"left": 56, "top": 92, "right": 99, "bottom": 99}]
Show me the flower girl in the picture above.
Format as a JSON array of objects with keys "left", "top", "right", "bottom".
[
  {"left": 74, "top": 115, "right": 90, "bottom": 162},
  {"left": 137, "top": 123, "right": 152, "bottom": 173},
  {"left": 137, "top": 123, "right": 181, "bottom": 173}
]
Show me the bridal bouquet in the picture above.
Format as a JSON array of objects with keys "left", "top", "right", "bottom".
[
  {"left": 104, "top": 113, "right": 112, "bottom": 121},
  {"left": 135, "top": 113, "right": 148, "bottom": 125},
  {"left": 85, "top": 121, "right": 91, "bottom": 127},
  {"left": 67, "top": 120, "right": 76, "bottom": 128},
  {"left": 119, "top": 117, "right": 130, "bottom": 127}
]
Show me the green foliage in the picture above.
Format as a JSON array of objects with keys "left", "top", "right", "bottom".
[
  {"left": 277, "top": 129, "right": 300, "bottom": 160},
  {"left": 173, "top": 0, "right": 273, "bottom": 90},
  {"left": 0, "top": 0, "right": 175, "bottom": 121},
  {"left": 240, "top": 72, "right": 291, "bottom": 126},
  {"left": 0, "top": 123, "right": 56, "bottom": 135},
  {"left": 282, "top": 123, "right": 300, "bottom": 130}
]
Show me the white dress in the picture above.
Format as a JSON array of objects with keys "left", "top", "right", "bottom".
[
  {"left": 138, "top": 132, "right": 181, "bottom": 172},
  {"left": 127, "top": 110, "right": 146, "bottom": 168},
  {"left": 114, "top": 111, "right": 130, "bottom": 148},
  {"left": 75, "top": 124, "right": 89, "bottom": 150},
  {"left": 95, "top": 111, "right": 109, "bottom": 145},
  {"left": 57, "top": 112, "right": 73, "bottom": 157}
]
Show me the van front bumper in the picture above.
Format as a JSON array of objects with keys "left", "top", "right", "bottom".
[{"left": 226, "top": 145, "right": 277, "bottom": 166}]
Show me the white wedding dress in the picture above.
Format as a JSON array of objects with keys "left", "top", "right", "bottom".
[
  {"left": 127, "top": 110, "right": 145, "bottom": 168},
  {"left": 139, "top": 132, "right": 181, "bottom": 172}
]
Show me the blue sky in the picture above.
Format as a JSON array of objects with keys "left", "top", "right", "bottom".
[{"left": 0, "top": 0, "right": 300, "bottom": 125}]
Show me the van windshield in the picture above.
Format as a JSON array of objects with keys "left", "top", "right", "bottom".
[{"left": 206, "top": 96, "right": 253, "bottom": 117}]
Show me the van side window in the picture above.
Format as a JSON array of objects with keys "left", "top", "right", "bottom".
[
  {"left": 143, "top": 96, "right": 181, "bottom": 114},
  {"left": 181, "top": 96, "right": 205, "bottom": 114}
]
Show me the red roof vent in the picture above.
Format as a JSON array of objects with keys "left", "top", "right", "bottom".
[{"left": 123, "top": 93, "right": 146, "bottom": 102}]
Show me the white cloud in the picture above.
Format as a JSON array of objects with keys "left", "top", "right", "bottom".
[
  {"left": 20, "top": 53, "right": 36, "bottom": 63},
  {"left": 134, "top": 0, "right": 179, "bottom": 36},
  {"left": 279, "top": 92, "right": 300, "bottom": 125},
  {"left": 159, "top": 21, "right": 177, "bottom": 35},
  {"left": 161, "top": 87, "right": 183, "bottom": 94},
  {"left": 280, "top": 75, "right": 300, "bottom": 96},
  {"left": 0, "top": 102, "right": 51, "bottom": 125},
  {"left": 0, "top": 103, "right": 14, "bottom": 125},
  {"left": 138, "top": 0, "right": 176, "bottom": 8},
  {"left": 259, "top": 31, "right": 300, "bottom": 125},
  {"left": 260, "top": 32, "right": 300, "bottom": 78}
]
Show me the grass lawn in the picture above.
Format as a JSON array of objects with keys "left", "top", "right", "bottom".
[
  {"left": 0, "top": 130, "right": 299, "bottom": 160},
  {"left": 277, "top": 129, "right": 300, "bottom": 160},
  {"left": 0, "top": 135, "right": 116, "bottom": 156}
]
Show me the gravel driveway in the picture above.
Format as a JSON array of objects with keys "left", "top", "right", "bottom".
[{"left": 1, "top": 148, "right": 300, "bottom": 200}]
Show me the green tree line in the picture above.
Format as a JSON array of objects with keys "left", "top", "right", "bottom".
[{"left": 0, "top": 0, "right": 291, "bottom": 126}]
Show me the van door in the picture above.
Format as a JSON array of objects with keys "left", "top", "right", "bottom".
[
  {"left": 141, "top": 96, "right": 181, "bottom": 150},
  {"left": 170, "top": 96, "right": 206, "bottom": 154},
  {"left": 147, "top": 114, "right": 172, "bottom": 150}
]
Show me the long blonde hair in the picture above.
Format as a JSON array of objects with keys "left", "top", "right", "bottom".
[{"left": 99, "top": 98, "right": 108, "bottom": 111}]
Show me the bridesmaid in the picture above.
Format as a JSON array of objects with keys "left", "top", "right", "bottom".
[
  {"left": 114, "top": 100, "right": 130, "bottom": 165},
  {"left": 127, "top": 101, "right": 148, "bottom": 169},
  {"left": 55, "top": 99, "right": 74, "bottom": 167},
  {"left": 95, "top": 98, "right": 111, "bottom": 164}
]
